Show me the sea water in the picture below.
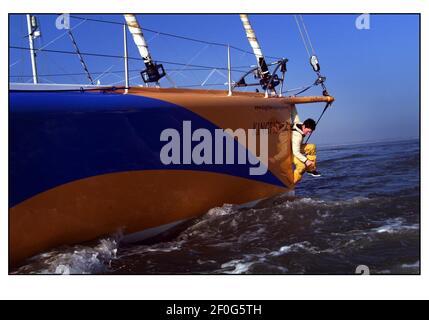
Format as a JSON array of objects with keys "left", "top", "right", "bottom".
[{"left": 12, "top": 139, "right": 420, "bottom": 275}]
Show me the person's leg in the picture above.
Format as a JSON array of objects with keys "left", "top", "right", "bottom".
[
  {"left": 293, "top": 156, "right": 306, "bottom": 184},
  {"left": 303, "top": 143, "right": 317, "bottom": 171}
]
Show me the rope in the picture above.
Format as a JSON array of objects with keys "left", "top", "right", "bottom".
[
  {"left": 281, "top": 74, "right": 328, "bottom": 96},
  {"left": 293, "top": 83, "right": 316, "bottom": 96},
  {"left": 304, "top": 101, "right": 332, "bottom": 144}
]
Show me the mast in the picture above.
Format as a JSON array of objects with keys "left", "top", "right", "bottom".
[
  {"left": 123, "top": 14, "right": 165, "bottom": 85},
  {"left": 26, "top": 14, "right": 39, "bottom": 84},
  {"left": 239, "top": 14, "right": 270, "bottom": 85},
  {"left": 123, "top": 14, "right": 152, "bottom": 65}
]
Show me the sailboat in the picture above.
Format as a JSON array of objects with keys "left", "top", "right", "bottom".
[{"left": 9, "top": 14, "right": 334, "bottom": 266}]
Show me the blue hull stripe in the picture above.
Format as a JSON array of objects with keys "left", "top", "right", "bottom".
[{"left": 10, "top": 91, "right": 285, "bottom": 207}]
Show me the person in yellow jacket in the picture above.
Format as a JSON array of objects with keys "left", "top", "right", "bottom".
[{"left": 270, "top": 105, "right": 320, "bottom": 184}]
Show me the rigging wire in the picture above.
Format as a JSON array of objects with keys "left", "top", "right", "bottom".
[
  {"left": 294, "top": 14, "right": 334, "bottom": 142},
  {"left": 9, "top": 18, "right": 88, "bottom": 72},
  {"left": 282, "top": 82, "right": 317, "bottom": 95},
  {"left": 11, "top": 15, "right": 332, "bottom": 98},
  {"left": 299, "top": 15, "right": 316, "bottom": 56},
  {"left": 201, "top": 68, "right": 227, "bottom": 86},
  {"left": 37, "top": 21, "right": 78, "bottom": 84},
  {"left": 67, "top": 29, "right": 94, "bottom": 84},
  {"left": 109, "top": 73, "right": 142, "bottom": 86},
  {"left": 167, "top": 44, "right": 211, "bottom": 79},
  {"left": 67, "top": 15, "right": 282, "bottom": 61},
  {"left": 294, "top": 15, "right": 311, "bottom": 58},
  {"left": 38, "top": 18, "right": 88, "bottom": 52},
  {"left": 8, "top": 67, "right": 248, "bottom": 79},
  {"left": 92, "top": 64, "right": 115, "bottom": 83},
  {"left": 304, "top": 101, "right": 332, "bottom": 144},
  {"left": 9, "top": 46, "right": 253, "bottom": 72}
]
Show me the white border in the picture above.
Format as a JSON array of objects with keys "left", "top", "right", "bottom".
[{"left": 2, "top": 0, "right": 427, "bottom": 300}]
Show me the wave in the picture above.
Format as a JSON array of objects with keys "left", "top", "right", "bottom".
[
  {"left": 318, "top": 153, "right": 371, "bottom": 165},
  {"left": 12, "top": 191, "right": 420, "bottom": 275},
  {"left": 13, "top": 236, "right": 121, "bottom": 275},
  {"left": 372, "top": 218, "right": 419, "bottom": 234}
]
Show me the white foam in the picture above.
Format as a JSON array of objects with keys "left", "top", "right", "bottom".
[
  {"left": 144, "top": 245, "right": 182, "bottom": 253},
  {"left": 221, "top": 260, "right": 256, "bottom": 274},
  {"left": 402, "top": 261, "right": 420, "bottom": 269},
  {"left": 206, "top": 204, "right": 235, "bottom": 217},
  {"left": 276, "top": 241, "right": 320, "bottom": 255},
  {"left": 14, "top": 237, "right": 120, "bottom": 275},
  {"left": 279, "top": 196, "right": 372, "bottom": 211},
  {"left": 373, "top": 218, "right": 419, "bottom": 234}
]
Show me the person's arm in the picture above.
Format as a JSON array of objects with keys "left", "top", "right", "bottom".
[{"left": 291, "top": 131, "right": 307, "bottom": 163}]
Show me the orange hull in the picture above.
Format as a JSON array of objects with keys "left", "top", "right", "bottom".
[{"left": 10, "top": 86, "right": 332, "bottom": 266}]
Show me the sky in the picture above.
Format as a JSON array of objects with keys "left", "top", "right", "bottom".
[{"left": 9, "top": 14, "right": 420, "bottom": 145}]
